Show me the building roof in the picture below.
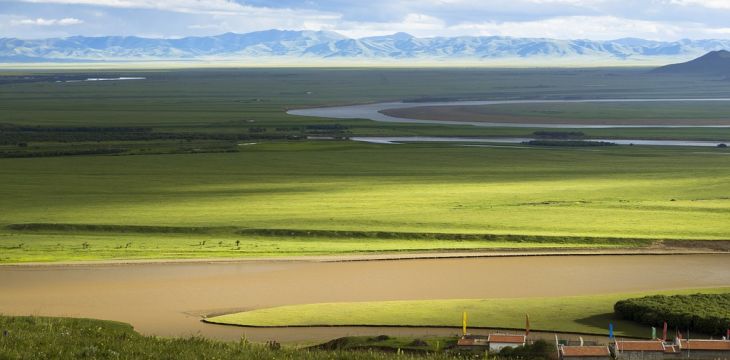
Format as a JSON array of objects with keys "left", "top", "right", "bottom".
[
  {"left": 614, "top": 340, "right": 665, "bottom": 352},
  {"left": 487, "top": 334, "right": 526, "bottom": 344},
  {"left": 560, "top": 345, "right": 611, "bottom": 357},
  {"left": 457, "top": 338, "right": 489, "bottom": 347},
  {"left": 681, "top": 340, "right": 730, "bottom": 351}
]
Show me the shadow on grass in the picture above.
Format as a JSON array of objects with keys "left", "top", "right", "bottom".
[{"left": 574, "top": 313, "right": 649, "bottom": 339}]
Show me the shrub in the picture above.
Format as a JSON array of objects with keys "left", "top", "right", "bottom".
[{"left": 614, "top": 293, "right": 730, "bottom": 336}]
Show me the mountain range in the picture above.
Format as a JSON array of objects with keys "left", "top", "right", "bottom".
[{"left": 2, "top": 29, "right": 730, "bottom": 63}]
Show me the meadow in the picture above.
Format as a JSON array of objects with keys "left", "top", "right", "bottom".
[
  {"left": 207, "top": 287, "right": 730, "bottom": 338},
  {"left": 1, "top": 141, "right": 729, "bottom": 262},
  {"left": 1, "top": 68, "right": 730, "bottom": 263},
  {"left": 382, "top": 101, "right": 730, "bottom": 126}
]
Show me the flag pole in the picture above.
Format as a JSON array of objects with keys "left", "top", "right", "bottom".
[{"left": 462, "top": 311, "right": 467, "bottom": 336}]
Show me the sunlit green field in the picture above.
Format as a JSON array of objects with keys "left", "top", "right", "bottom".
[
  {"left": 1, "top": 141, "right": 729, "bottom": 262},
  {"left": 207, "top": 287, "right": 730, "bottom": 338},
  {"left": 1, "top": 68, "right": 730, "bottom": 263}
]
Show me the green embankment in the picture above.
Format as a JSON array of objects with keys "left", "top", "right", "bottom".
[
  {"left": 0, "top": 315, "right": 456, "bottom": 359},
  {"left": 1, "top": 141, "right": 729, "bottom": 263},
  {"left": 207, "top": 288, "right": 730, "bottom": 338}
]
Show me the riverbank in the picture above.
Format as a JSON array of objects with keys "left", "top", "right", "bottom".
[{"left": 1, "top": 244, "right": 726, "bottom": 267}]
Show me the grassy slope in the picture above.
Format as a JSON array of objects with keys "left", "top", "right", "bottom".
[
  {"left": 0, "top": 315, "right": 455, "bottom": 360},
  {"left": 1, "top": 141, "right": 729, "bottom": 262},
  {"left": 207, "top": 288, "right": 730, "bottom": 338}
]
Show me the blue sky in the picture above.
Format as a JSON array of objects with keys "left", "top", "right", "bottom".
[{"left": 1, "top": 0, "right": 730, "bottom": 40}]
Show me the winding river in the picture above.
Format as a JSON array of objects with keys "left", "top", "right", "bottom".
[
  {"left": 288, "top": 98, "right": 730, "bottom": 128},
  {"left": 1, "top": 254, "right": 729, "bottom": 342}
]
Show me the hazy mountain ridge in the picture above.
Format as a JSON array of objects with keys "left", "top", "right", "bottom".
[
  {"left": 2, "top": 29, "right": 730, "bottom": 62},
  {"left": 653, "top": 50, "right": 730, "bottom": 75}
]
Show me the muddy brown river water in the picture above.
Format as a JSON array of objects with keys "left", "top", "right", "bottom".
[{"left": 1, "top": 254, "right": 728, "bottom": 342}]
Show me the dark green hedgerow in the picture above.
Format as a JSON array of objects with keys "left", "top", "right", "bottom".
[{"left": 614, "top": 293, "right": 730, "bottom": 336}]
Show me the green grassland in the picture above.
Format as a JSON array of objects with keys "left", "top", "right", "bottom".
[
  {"left": 0, "top": 315, "right": 459, "bottom": 359},
  {"left": 1, "top": 69, "right": 730, "bottom": 263},
  {"left": 1, "top": 141, "right": 729, "bottom": 263},
  {"left": 3, "top": 68, "right": 730, "bottom": 147},
  {"left": 383, "top": 101, "right": 730, "bottom": 127},
  {"left": 207, "top": 288, "right": 730, "bottom": 338}
]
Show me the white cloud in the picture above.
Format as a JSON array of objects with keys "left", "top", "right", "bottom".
[
  {"left": 3, "top": 0, "right": 730, "bottom": 40},
  {"left": 10, "top": 17, "right": 84, "bottom": 26},
  {"left": 18, "top": 0, "right": 244, "bottom": 14},
  {"left": 451, "top": 16, "right": 683, "bottom": 40},
  {"left": 669, "top": 0, "right": 730, "bottom": 9},
  {"left": 17, "top": 0, "right": 340, "bottom": 19}
]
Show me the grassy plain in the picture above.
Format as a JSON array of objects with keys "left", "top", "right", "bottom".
[
  {"left": 1, "top": 140, "right": 729, "bottom": 263},
  {"left": 207, "top": 287, "right": 730, "bottom": 338},
  {"left": 383, "top": 101, "right": 730, "bottom": 126},
  {"left": 1, "top": 69, "right": 730, "bottom": 263},
  {"left": 3, "top": 68, "right": 730, "bottom": 141}
]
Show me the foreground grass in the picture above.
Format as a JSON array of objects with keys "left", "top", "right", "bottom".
[
  {"left": 1, "top": 142, "right": 729, "bottom": 262},
  {"left": 0, "top": 316, "right": 457, "bottom": 360},
  {"left": 207, "top": 288, "right": 730, "bottom": 339}
]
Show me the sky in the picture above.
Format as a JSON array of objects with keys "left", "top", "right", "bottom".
[{"left": 1, "top": 0, "right": 730, "bottom": 40}]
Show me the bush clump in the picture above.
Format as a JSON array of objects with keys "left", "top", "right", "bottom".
[{"left": 614, "top": 293, "right": 730, "bottom": 336}]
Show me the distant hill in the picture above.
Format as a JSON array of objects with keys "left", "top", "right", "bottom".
[
  {"left": 3, "top": 30, "right": 730, "bottom": 63},
  {"left": 653, "top": 50, "right": 730, "bottom": 75}
]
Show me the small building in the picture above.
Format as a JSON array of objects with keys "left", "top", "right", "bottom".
[
  {"left": 612, "top": 340, "right": 666, "bottom": 360},
  {"left": 559, "top": 345, "right": 612, "bottom": 360},
  {"left": 679, "top": 339, "right": 730, "bottom": 359},
  {"left": 487, "top": 334, "right": 527, "bottom": 352}
]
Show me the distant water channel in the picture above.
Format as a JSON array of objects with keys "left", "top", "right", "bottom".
[
  {"left": 350, "top": 136, "right": 728, "bottom": 147},
  {"left": 288, "top": 98, "right": 730, "bottom": 128}
]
